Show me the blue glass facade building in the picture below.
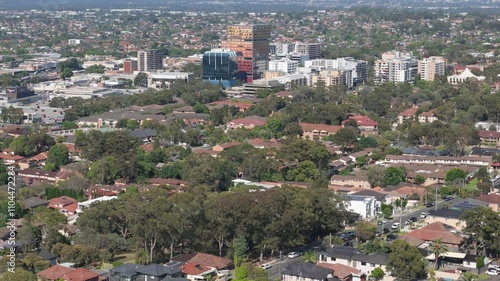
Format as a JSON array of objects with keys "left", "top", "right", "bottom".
[{"left": 202, "top": 49, "right": 239, "bottom": 89}]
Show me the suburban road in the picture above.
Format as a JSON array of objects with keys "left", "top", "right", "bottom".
[{"left": 267, "top": 256, "right": 303, "bottom": 281}]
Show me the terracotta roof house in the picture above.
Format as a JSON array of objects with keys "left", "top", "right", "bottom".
[
  {"left": 403, "top": 222, "right": 463, "bottom": 247},
  {"left": 49, "top": 196, "right": 78, "bottom": 217},
  {"left": 418, "top": 110, "right": 438, "bottom": 123},
  {"left": 171, "top": 253, "right": 234, "bottom": 270},
  {"left": 179, "top": 263, "right": 216, "bottom": 279},
  {"left": 0, "top": 152, "right": 25, "bottom": 165},
  {"left": 477, "top": 193, "right": 500, "bottom": 212},
  {"left": 212, "top": 141, "right": 241, "bottom": 152},
  {"left": 478, "top": 130, "right": 500, "bottom": 147},
  {"left": 342, "top": 115, "right": 379, "bottom": 135},
  {"left": 149, "top": 178, "right": 189, "bottom": 187},
  {"left": 17, "top": 168, "right": 68, "bottom": 183},
  {"left": 300, "top": 122, "right": 342, "bottom": 141},
  {"left": 37, "top": 264, "right": 75, "bottom": 281},
  {"left": 398, "top": 106, "right": 419, "bottom": 124},
  {"left": 61, "top": 268, "right": 100, "bottom": 281},
  {"left": 330, "top": 175, "right": 371, "bottom": 189},
  {"left": 207, "top": 100, "right": 254, "bottom": 113},
  {"left": 248, "top": 138, "right": 282, "bottom": 149},
  {"left": 226, "top": 116, "right": 267, "bottom": 130},
  {"left": 317, "top": 262, "right": 363, "bottom": 281}
]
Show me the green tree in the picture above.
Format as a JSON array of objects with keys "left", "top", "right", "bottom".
[
  {"left": 371, "top": 267, "right": 385, "bottom": 281},
  {"left": 383, "top": 167, "right": 406, "bottom": 186},
  {"left": 45, "top": 144, "right": 69, "bottom": 171},
  {"left": 415, "top": 175, "right": 426, "bottom": 185},
  {"left": 303, "top": 250, "right": 317, "bottom": 263},
  {"left": 367, "top": 165, "right": 385, "bottom": 187},
  {"left": 445, "top": 168, "right": 467, "bottom": 182},
  {"left": 460, "top": 206, "right": 500, "bottom": 256},
  {"left": 0, "top": 268, "right": 36, "bottom": 281},
  {"left": 21, "top": 253, "right": 50, "bottom": 273},
  {"left": 332, "top": 127, "right": 358, "bottom": 154},
  {"left": 386, "top": 240, "right": 427, "bottom": 280},
  {"left": 60, "top": 68, "right": 73, "bottom": 80},
  {"left": 355, "top": 221, "right": 377, "bottom": 241},
  {"left": 134, "top": 72, "right": 149, "bottom": 87},
  {"left": 429, "top": 238, "right": 448, "bottom": 269},
  {"left": 233, "top": 236, "right": 249, "bottom": 267}
]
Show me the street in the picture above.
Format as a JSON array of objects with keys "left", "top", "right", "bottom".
[
  {"left": 266, "top": 256, "right": 304, "bottom": 281},
  {"left": 379, "top": 196, "right": 463, "bottom": 233}
]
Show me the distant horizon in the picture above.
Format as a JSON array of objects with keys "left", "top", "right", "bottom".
[{"left": 0, "top": 0, "right": 499, "bottom": 14}]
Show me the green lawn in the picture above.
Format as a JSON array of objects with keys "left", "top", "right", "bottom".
[
  {"left": 466, "top": 178, "right": 478, "bottom": 188},
  {"left": 478, "top": 274, "right": 490, "bottom": 280}
]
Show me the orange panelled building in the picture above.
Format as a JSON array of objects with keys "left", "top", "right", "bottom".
[{"left": 221, "top": 23, "right": 271, "bottom": 83}]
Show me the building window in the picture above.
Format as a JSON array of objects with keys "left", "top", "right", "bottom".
[
  {"left": 371, "top": 263, "right": 375, "bottom": 267},
  {"left": 361, "top": 262, "right": 366, "bottom": 266}
]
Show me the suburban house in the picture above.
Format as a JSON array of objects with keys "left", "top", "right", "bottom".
[
  {"left": 403, "top": 222, "right": 463, "bottom": 247},
  {"left": 397, "top": 106, "right": 418, "bottom": 124},
  {"left": 179, "top": 262, "right": 217, "bottom": 281},
  {"left": 300, "top": 122, "right": 342, "bottom": 141},
  {"left": 345, "top": 195, "right": 377, "bottom": 220},
  {"left": 342, "top": 115, "right": 379, "bottom": 135},
  {"left": 425, "top": 209, "right": 465, "bottom": 231},
  {"left": 37, "top": 265, "right": 99, "bottom": 281},
  {"left": 248, "top": 138, "right": 282, "bottom": 150},
  {"left": 330, "top": 175, "right": 371, "bottom": 189},
  {"left": 476, "top": 193, "right": 500, "bottom": 212},
  {"left": 109, "top": 263, "right": 183, "bottom": 281},
  {"left": 317, "top": 263, "right": 364, "bottom": 281},
  {"left": 351, "top": 190, "right": 388, "bottom": 212},
  {"left": 478, "top": 130, "right": 500, "bottom": 147},
  {"left": 149, "top": 178, "right": 189, "bottom": 187},
  {"left": 212, "top": 141, "right": 242, "bottom": 152},
  {"left": 207, "top": 100, "right": 255, "bottom": 113},
  {"left": 22, "top": 196, "right": 49, "bottom": 209},
  {"left": 418, "top": 110, "right": 438, "bottom": 123},
  {"left": 318, "top": 246, "right": 389, "bottom": 277},
  {"left": 17, "top": 168, "right": 69, "bottom": 183},
  {"left": 226, "top": 116, "right": 267, "bottom": 130},
  {"left": 387, "top": 186, "right": 426, "bottom": 203},
  {"left": 282, "top": 261, "right": 336, "bottom": 281},
  {"left": 171, "top": 253, "right": 234, "bottom": 270},
  {"left": 49, "top": 196, "right": 78, "bottom": 217},
  {"left": 0, "top": 151, "right": 25, "bottom": 165}
]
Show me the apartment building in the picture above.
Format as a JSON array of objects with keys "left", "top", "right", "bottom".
[
  {"left": 304, "top": 58, "right": 368, "bottom": 87},
  {"left": 311, "top": 69, "right": 348, "bottom": 88},
  {"left": 418, "top": 56, "right": 446, "bottom": 81},
  {"left": 137, "top": 49, "right": 163, "bottom": 72},
  {"left": 268, "top": 58, "right": 299, "bottom": 74},
  {"left": 374, "top": 51, "right": 418, "bottom": 85}
]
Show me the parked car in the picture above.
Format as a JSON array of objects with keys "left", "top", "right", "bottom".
[
  {"left": 488, "top": 264, "right": 500, "bottom": 270},
  {"left": 261, "top": 263, "right": 272, "bottom": 270},
  {"left": 288, "top": 252, "right": 300, "bottom": 259},
  {"left": 383, "top": 228, "right": 390, "bottom": 234},
  {"left": 444, "top": 196, "right": 454, "bottom": 201},
  {"left": 386, "top": 234, "right": 398, "bottom": 242},
  {"left": 426, "top": 203, "right": 435, "bottom": 207},
  {"left": 420, "top": 212, "right": 429, "bottom": 218},
  {"left": 391, "top": 223, "right": 400, "bottom": 229},
  {"left": 377, "top": 220, "right": 382, "bottom": 225},
  {"left": 410, "top": 217, "right": 418, "bottom": 222},
  {"left": 486, "top": 269, "right": 499, "bottom": 276},
  {"left": 405, "top": 220, "right": 412, "bottom": 225}
]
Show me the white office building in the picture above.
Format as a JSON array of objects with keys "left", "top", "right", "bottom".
[
  {"left": 268, "top": 58, "right": 299, "bottom": 74},
  {"left": 304, "top": 58, "right": 368, "bottom": 87},
  {"left": 374, "top": 51, "right": 418, "bottom": 85},
  {"left": 346, "top": 195, "right": 377, "bottom": 220}
]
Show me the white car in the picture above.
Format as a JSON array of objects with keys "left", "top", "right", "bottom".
[
  {"left": 288, "top": 252, "right": 300, "bottom": 259},
  {"left": 260, "top": 263, "right": 272, "bottom": 270},
  {"left": 391, "top": 223, "right": 400, "bottom": 229},
  {"left": 486, "top": 269, "right": 498, "bottom": 276},
  {"left": 489, "top": 264, "right": 500, "bottom": 270}
]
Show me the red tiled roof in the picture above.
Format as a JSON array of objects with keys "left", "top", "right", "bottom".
[
  {"left": 64, "top": 202, "right": 79, "bottom": 213},
  {"left": 140, "top": 143, "right": 155, "bottom": 152},
  {"left": 30, "top": 152, "right": 48, "bottom": 161},
  {"left": 419, "top": 110, "right": 436, "bottom": 117},
  {"left": 300, "top": 122, "right": 342, "bottom": 134},
  {"left": 399, "top": 106, "right": 419, "bottom": 117},
  {"left": 61, "top": 268, "right": 99, "bottom": 281},
  {"left": 478, "top": 130, "right": 500, "bottom": 139},
  {"left": 317, "top": 263, "right": 360, "bottom": 279},
  {"left": 175, "top": 253, "right": 233, "bottom": 270},
  {"left": 227, "top": 116, "right": 267, "bottom": 127},
  {"left": 0, "top": 153, "right": 25, "bottom": 161},
  {"left": 403, "top": 222, "right": 463, "bottom": 245},
  {"left": 215, "top": 141, "right": 241, "bottom": 149},
  {"left": 180, "top": 263, "right": 213, "bottom": 275},
  {"left": 149, "top": 178, "right": 189, "bottom": 186},
  {"left": 342, "top": 115, "right": 378, "bottom": 127},
  {"left": 477, "top": 193, "right": 500, "bottom": 204},
  {"left": 49, "top": 196, "right": 77, "bottom": 206},
  {"left": 392, "top": 186, "right": 426, "bottom": 196},
  {"left": 37, "top": 265, "right": 74, "bottom": 280}
]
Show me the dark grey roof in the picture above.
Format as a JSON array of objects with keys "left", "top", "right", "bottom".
[
  {"left": 130, "top": 129, "right": 157, "bottom": 139},
  {"left": 23, "top": 197, "right": 49, "bottom": 209},
  {"left": 283, "top": 261, "right": 333, "bottom": 279},
  {"left": 399, "top": 147, "right": 449, "bottom": 157},
  {"left": 110, "top": 263, "right": 145, "bottom": 276},
  {"left": 351, "top": 190, "right": 386, "bottom": 201},
  {"left": 161, "top": 277, "right": 190, "bottom": 281},
  {"left": 464, "top": 254, "right": 476, "bottom": 262},
  {"left": 64, "top": 135, "right": 76, "bottom": 144},
  {"left": 348, "top": 195, "right": 375, "bottom": 201},
  {"left": 324, "top": 245, "right": 362, "bottom": 260},
  {"left": 351, "top": 253, "right": 388, "bottom": 265},
  {"left": 136, "top": 263, "right": 181, "bottom": 277},
  {"left": 38, "top": 252, "right": 57, "bottom": 260},
  {"left": 452, "top": 198, "right": 488, "bottom": 210},
  {"left": 470, "top": 147, "right": 500, "bottom": 157},
  {"left": 428, "top": 209, "right": 464, "bottom": 219}
]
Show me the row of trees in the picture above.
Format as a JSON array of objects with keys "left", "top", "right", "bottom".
[{"left": 76, "top": 187, "right": 348, "bottom": 265}]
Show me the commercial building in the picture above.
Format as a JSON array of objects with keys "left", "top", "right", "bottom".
[
  {"left": 374, "top": 51, "right": 418, "bottom": 85},
  {"left": 304, "top": 58, "right": 368, "bottom": 87},
  {"left": 270, "top": 42, "right": 321, "bottom": 60},
  {"left": 221, "top": 23, "right": 271, "bottom": 83},
  {"left": 123, "top": 59, "right": 138, "bottom": 74},
  {"left": 3, "top": 86, "right": 36, "bottom": 101},
  {"left": 137, "top": 49, "right": 163, "bottom": 72},
  {"left": 268, "top": 58, "right": 299, "bottom": 74},
  {"left": 202, "top": 48, "right": 239, "bottom": 88},
  {"left": 311, "top": 69, "right": 348, "bottom": 88},
  {"left": 447, "top": 68, "right": 485, "bottom": 84},
  {"left": 147, "top": 72, "right": 194, "bottom": 89},
  {"left": 418, "top": 56, "right": 447, "bottom": 81}
]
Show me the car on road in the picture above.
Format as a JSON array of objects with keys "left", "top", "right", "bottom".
[
  {"left": 405, "top": 220, "right": 412, "bottom": 225},
  {"left": 386, "top": 234, "right": 398, "bottom": 242},
  {"left": 409, "top": 216, "right": 418, "bottom": 222},
  {"left": 488, "top": 265, "right": 500, "bottom": 270},
  {"left": 260, "top": 263, "right": 272, "bottom": 270},
  {"left": 420, "top": 212, "right": 429, "bottom": 218},
  {"left": 377, "top": 220, "right": 382, "bottom": 225},
  {"left": 486, "top": 269, "right": 499, "bottom": 276},
  {"left": 444, "top": 196, "right": 454, "bottom": 201},
  {"left": 426, "top": 203, "right": 435, "bottom": 207},
  {"left": 391, "top": 223, "right": 400, "bottom": 229},
  {"left": 288, "top": 252, "right": 300, "bottom": 259}
]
